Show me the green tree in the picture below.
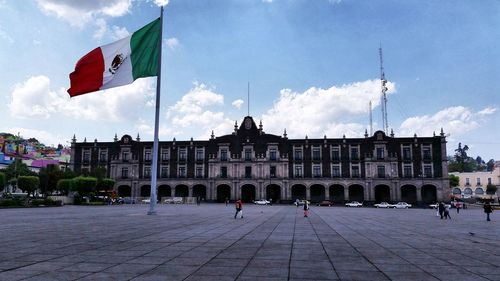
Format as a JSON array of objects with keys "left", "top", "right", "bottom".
[
  {"left": 486, "top": 184, "right": 498, "bottom": 195},
  {"left": 0, "top": 172, "right": 6, "bottom": 192},
  {"left": 71, "top": 176, "right": 97, "bottom": 197},
  {"left": 56, "top": 179, "right": 73, "bottom": 195},
  {"left": 449, "top": 174, "right": 459, "bottom": 187},
  {"left": 96, "top": 178, "right": 115, "bottom": 192},
  {"left": 17, "top": 176, "right": 40, "bottom": 196},
  {"left": 0, "top": 159, "right": 37, "bottom": 181},
  {"left": 486, "top": 159, "right": 495, "bottom": 172},
  {"left": 454, "top": 143, "right": 469, "bottom": 172},
  {"left": 38, "top": 164, "right": 64, "bottom": 195}
]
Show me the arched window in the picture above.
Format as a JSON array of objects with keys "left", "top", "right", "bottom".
[
  {"left": 475, "top": 188, "right": 484, "bottom": 195},
  {"left": 464, "top": 188, "right": 473, "bottom": 195},
  {"left": 452, "top": 188, "right": 461, "bottom": 195}
]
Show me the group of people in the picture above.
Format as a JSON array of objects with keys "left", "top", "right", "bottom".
[{"left": 437, "top": 202, "right": 452, "bottom": 219}]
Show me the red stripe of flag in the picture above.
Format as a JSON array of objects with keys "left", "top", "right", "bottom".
[{"left": 68, "top": 48, "right": 105, "bottom": 97}]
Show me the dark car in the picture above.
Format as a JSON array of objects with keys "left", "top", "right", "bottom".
[{"left": 317, "top": 200, "right": 333, "bottom": 206}]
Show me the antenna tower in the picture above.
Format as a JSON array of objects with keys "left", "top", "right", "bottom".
[{"left": 379, "top": 47, "right": 389, "bottom": 132}]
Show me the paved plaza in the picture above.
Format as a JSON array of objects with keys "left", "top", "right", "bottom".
[{"left": 0, "top": 204, "right": 498, "bottom": 281}]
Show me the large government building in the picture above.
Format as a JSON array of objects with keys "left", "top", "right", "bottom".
[{"left": 70, "top": 116, "right": 450, "bottom": 205}]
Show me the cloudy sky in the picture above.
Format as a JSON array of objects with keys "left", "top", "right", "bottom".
[{"left": 0, "top": 0, "right": 499, "bottom": 160}]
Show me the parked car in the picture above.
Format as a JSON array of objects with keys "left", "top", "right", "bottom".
[
  {"left": 429, "top": 203, "right": 451, "bottom": 209},
  {"left": 141, "top": 198, "right": 151, "bottom": 204},
  {"left": 117, "top": 197, "right": 136, "bottom": 204},
  {"left": 294, "top": 200, "right": 309, "bottom": 206},
  {"left": 254, "top": 199, "right": 270, "bottom": 205},
  {"left": 317, "top": 200, "right": 333, "bottom": 206},
  {"left": 393, "top": 202, "right": 412, "bottom": 209},
  {"left": 374, "top": 202, "right": 392, "bottom": 208},
  {"left": 345, "top": 201, "right": 363, "bottom": 207},
  {"left": 164, "top": 197, "right": 183, "bottom": 204}
]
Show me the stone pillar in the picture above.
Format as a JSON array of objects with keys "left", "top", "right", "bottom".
[
  {"left": 416, "top": 185, "right": 422, "bottom": 202},
  {"left": 344, "top": 187, "right": 349, "bottom": 201},
  {"left": 306, "top": 186, "right": 311, "bottom": 200},
  {"left": 188, "top": 186, "right": 193, "bottom": 197},
  {"left": 368, "top": 182, "right": 374, "bottom": 202},
  {"left": 325, "top": 186, "right": 330, "bottom": 200}
]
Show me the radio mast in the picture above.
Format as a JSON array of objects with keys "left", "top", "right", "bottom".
[{"left": 379, "top": 47, "right": 389, "bottom": 133}]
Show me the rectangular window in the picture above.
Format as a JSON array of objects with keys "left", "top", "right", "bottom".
[
  {"left": 404, "top": 165, "right": 412, "bottom": 178},
  {"left": 331, "top": 146, "right": 340, "bottom": 161},
  {"left": 294, "top": 149, "right": 303, "bottom": 161},
  {"left": 332, "top": 165, "right": 341, "bottom": 177},
  {"left": 161, "top": 166, "right": 169, "bottom": 178},
  {"left": 465, "top": 178, "right": 470, "bottom": 185},
  {"left": 83, "top": 150, "right": 90, "bottom": 162},
  {"left": 144, "top": 149, "right": 152, "bottom": 161},
  {"left": 294, "top": 165, "right": 303, "bottom": 177},
  {"left": 245, "top": 166, "right": 252, "bottom": 178},
  {"left": 350, "top": 147, "right": 359, "bottom": 160},
  {"left": 220, "top": 167, "right": 227, "bottom": 178},
  {"left": 476, "top": 178, "right": 481, "bottom": 186},
  {"left": 161, "top": 149, "right": 169, "bottom": 161},
  {"left": 422, "top": 146, "right": 432, "bottom": 160},
  {"left": 488, "top": 178, "right": 492, "bottom": 185},
  {"left": 122, "top": 152, "right": 129, "bottom": 161},
  {"left": 196, "top": 149, "right": 204, "bottom": 161},
  {"left": 270, "top": 166, "right": 276, "bottom": 178},
  {"left": 312, "top": 147, "right": 321, "bottom": 161},
  {"left": 99, "top": 150, "right": 107, "bottom": 162},
  {"left": 221, "top": 149, "right": 228, "bottom": 161},
  {"left": 179, "top": 148, "right": 187, "bottom": 161},
  {"left": 245, "top": 149, "right": 252, "bottom": 161},
  {"left": 377, "top": 165, "right": 385, "bottom": 178},
  {"left": 376, "top": 148, "right": 384, "bottom": 160},
  {"left": 423, "top": 165, "right": 432, "bottom": 177},
  {"left": 402, "top": 146, "right": 411, "bottom": 160},
  {"left": 144, "top": 166, "right": 151, "bottom": 178},
  {"left": 269, "top": 149, "right": 277, "bottom": 161},
  {"left": 121, "top": 167, "right": 129, "bottom": 179},
  {"left": 351, "top": 165, "right": 360, "bottom": 178},
  {"left": 196, "top": 166, "right": 203, "bottom": 178},
  {"left": 178, "top": 166, "right": 186, "bottom": 178},
  {"left": 313, "top": 165, "right": 321, "bottom": 177}
]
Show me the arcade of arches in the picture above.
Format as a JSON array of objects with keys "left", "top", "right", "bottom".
[{"left": 115, "top": 181, "right": 445, "bottom": 205}]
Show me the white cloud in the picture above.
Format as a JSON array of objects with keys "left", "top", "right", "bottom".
[
  {"left": 0, "top": 24, "right": 14, "bottom": 44},
  {"left": 1, "top": 127, "right": 67, "bottom": 147},
  {"left": 93, "top": 18, "right": 108, "bottom": 39},
  {"left": 164, "top": 37, "right": 179, "bottom": 50},
  {"left": 93, "top": 18, "right": 130, "bottom": 40},
  {"left": 261, "top": 79, "right": 395, "bottom": 138},
  {"left": 262, "top": 0, "right": 273, "bottom": 3},
  {"left": 8, "top": 75, "right": 156, "bottom": 122},
  {"left": 110, "top": 25, "right": 130, "bottom": 40},
  {"left": 152, "top": 0, "right": 169, "bottom": 6},
  {"left": 232, "top": 99, "right": 244, "bottom": 109},
  {"left": 36, "top": 0, "right": 131, "bottom": 27},
  {"left": 399, "top": 106, "right": 494, "bottom": 138}
]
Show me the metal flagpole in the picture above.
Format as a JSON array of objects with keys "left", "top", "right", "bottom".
[{"left": 148, "top": 6, "right": 164, "bottom": 215}]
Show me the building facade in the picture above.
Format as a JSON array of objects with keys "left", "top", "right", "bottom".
[
  {"left": 70, "top": 116, "right": 450, "bottom": 205},
  {"left": 450, "top": 161, "right": 500, "bottom": 199}
]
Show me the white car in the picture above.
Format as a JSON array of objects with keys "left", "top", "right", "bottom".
[
  {"left": 374, "top": 202, "right": 392, "bottom": 208},
  {"left": 345, "top": 201, "right": 363, "bottom": 207},
  {"left": 393, "top": 202, "right": 412, "bottom": 209},
  {"left": 164, "top": 197, "right": 183, "bottom": 204},
  {"left": 254, "top": 199, "right": 270, "bottom": 205},
  {"left": 429, "top": 203, "right": 451, "bottom": 209},
  {"left": 141, "top": 198, "right": 151, "bottom": 203}
]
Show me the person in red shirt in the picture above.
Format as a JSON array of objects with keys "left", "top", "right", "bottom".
[{"left": 234, "top": 199, "right": 243, "bottom": 219}]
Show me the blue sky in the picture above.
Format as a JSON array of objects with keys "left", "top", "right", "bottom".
[{"left": 0, "top": 0, "right": 499, "bottom": 161}]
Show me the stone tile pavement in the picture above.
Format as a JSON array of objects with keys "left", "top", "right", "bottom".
[{"left": 0, "top": 204, "right": 498, "bottom": 281}]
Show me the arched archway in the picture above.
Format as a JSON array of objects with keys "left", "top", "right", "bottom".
[
  {"left": 348, "top": 184, "right": 364, "bottom": 202},
  {"left": 193, "top": 184, "right": 207, "bottom": 200},
  {"left": 158, "top": 185, "right": 171, "bottom": 200},
  {"left": 475, "top": 187, "right": 484, "bottom": 195},
  {"left": 117, "top": 185, "right": 131, "bottom": 197},
  {"left": 421, "top": 185, "right": 437, "bottom": 204},
  {"left": 374, "top": 185, "right": 391, "bottom": 203},
  {"left": 310, "top": 184, "right": 325, "bottom": 203},
  {"left": 452, "top": 187, "right": 462, "bottom": 196},
  {"left": 401, "top": 185, "right": 417, "bottom": 204},
  {"left": 329, "top": 184, "right": 344, "bottom": 203},
  {"left": 464, "top": 187, "right": 473, "bottom": 197},
  {"left": 217, "top": 184, "right": 231, "bottom": 203},
  {"left": 266, "top": 184, "right": 281, "bottom": 203},
  {"left": 241, "top": 184, "right": 256, "bottom": 203},
  {"left": 140, "top": 185, "right": 151, "bottom": 197},
  {"left": 175, "top": 185, "right": 188, "bottom": 197},
  {"left": 292, "top": 184, "right": 306, "bottom": 201}
]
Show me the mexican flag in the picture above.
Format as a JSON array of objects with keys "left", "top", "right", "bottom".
[{"left": 68, "top": 18, "right": 161, "bottom": 97}]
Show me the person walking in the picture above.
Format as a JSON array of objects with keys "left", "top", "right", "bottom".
[
  {"left": 438, "top": 202, "right": 445, "bottom": 219},
  {"left": 483, "top": 202, "right": 493, "bottom": 221},
  {"left": 234, "top": 199, "right": 243, "bottom": 219},
  {"left": 444, "top": 204, "right": 451, "bottom": 219},
  {"left": 303, "top": 200, "right": 309, "bottom": 217},
  {"left": 455, "top": 201, "right": 461, "bottom": 214}
]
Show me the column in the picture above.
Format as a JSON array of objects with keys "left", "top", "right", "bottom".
[
  {"left": 306, "top": 186, "right": 311, "bottom": 200},
  {"left": 325, "top": 186, "right": 330, "bottom": 200},
  {"left": 188, "top": 186, "right": 193, "bottom": 197},
  {"left": 344, "top": 187, "right": 349, "bottom": 201},
  {"left": 416, "top": 186, "right": 422, "bottom": 202}
]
